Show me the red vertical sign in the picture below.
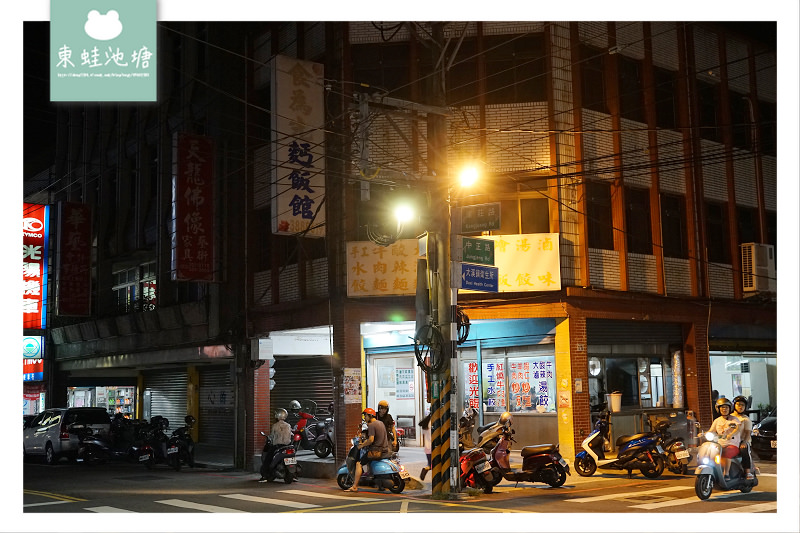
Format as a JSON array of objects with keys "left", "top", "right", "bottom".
[
  {"left": 56, "top": 202, "right": 92, "bottom": 316},
  {"left": 22, "top": 203, "right": 49, "bottom": 329},
  {"left": 173, "top": 134, "right": 215, "bottom": 281}
]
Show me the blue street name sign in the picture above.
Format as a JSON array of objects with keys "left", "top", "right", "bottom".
[{"left": 452, "top": 262, "right": 499, "bottom": 292}]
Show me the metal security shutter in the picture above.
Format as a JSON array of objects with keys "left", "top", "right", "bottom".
[
  {"left": 144, "top": 370, "right": 188, "bottom": 429},
  {"left": 199, "top": 365, "right": 234, "bottom": 446},
  {"left": 271, "top": 356, "right": 334, "bottom": 415},
  {"left": 587, "top": 319, "right": 683, "bottom": 345}
]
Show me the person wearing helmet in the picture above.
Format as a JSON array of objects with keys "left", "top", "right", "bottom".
[
  {"left": 347, "top": 407, "right": 389, "bottom": 492},
  {"left": 184, "top": 415, "right": 196, "bottom": 428},
  {"left": 259, "top": 408, "right": 293, "bottom": 482},
  {"left": 376, "top": 400, "right": 398, "bottom": 452},
  {"left": 707, "top": 397, "right": 741, "bottom": 478},
  {"left": 732, "top": 395, "right": 754, "bottom": 480}
]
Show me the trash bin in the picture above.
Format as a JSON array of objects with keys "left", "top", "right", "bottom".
[{"left": 608, "top": 392, "right": 623, "bottom": 413}]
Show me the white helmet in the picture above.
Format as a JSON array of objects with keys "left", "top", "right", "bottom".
[
  {"left": 289, "top": 400, "right": 301, "bottom": 410},
  {"left": 499, "top": 411, "right": 512, "bottom": 425},
  {"left": 275, "top": 408, "right": 288, "bottom": 421}
]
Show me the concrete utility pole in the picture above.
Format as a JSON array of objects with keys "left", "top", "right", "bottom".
[{"left": 427, "top": 21, "right": 457, "bottom": 499}]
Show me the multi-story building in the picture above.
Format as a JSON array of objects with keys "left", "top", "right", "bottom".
[{"left": 24, "top": 21, "right": 776, "bottom": 470}]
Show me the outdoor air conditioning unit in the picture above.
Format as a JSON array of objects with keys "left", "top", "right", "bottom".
[{"left": 740, "top": 243, "right": 776, "bottom": 293}]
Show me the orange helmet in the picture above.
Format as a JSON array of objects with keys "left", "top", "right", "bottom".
[{"left": 362, "top": 408, "right": 376, "bottom": 417}]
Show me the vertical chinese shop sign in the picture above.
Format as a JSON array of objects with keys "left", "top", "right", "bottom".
[
  {"left": 56, "top": 202, "right": 92, "bottom": 316},
  {"left": 172, "top": 134, "right": 215, "bottom": 281},
  {"left": 271, "top": 55, "right": 325, "bottom": 238},
  {"left": 23, "top": 203, "right": 50, "bottom": 329}
]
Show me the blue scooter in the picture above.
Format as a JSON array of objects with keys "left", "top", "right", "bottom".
[
  {"left": 336, "top": 434, "right": 409, "bottom": 493},
  {"left": 574, "top": 410, "right": 666, "bottom": 478}
]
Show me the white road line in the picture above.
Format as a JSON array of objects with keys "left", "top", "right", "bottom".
[
  {"left": 566, "top": 486, "right": 686, "bottom": 503},
  {"left": 221, "top": 493, "right": 320, "bottom": 509},
  {"left": 631, "top": 490, "right": 766, "bottom": 510},
  {"left": 84, "top": 506, "right": 136, "bottom": 513},
  {"left": 277, "top": 489, "right": 381, "bottom": 502},
  {"left": 22, "top": 501, "right": 71, "bottom": 508},
  {"left": 400, "top": 500, "right": 409, "bottom": 513},
  {"left": 711, "top": 501, "right": 777, "bottom": 513},
  {"left": 155, "top": 499, "right": 247, "bottom": 513}
]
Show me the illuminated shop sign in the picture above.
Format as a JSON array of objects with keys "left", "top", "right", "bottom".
[
  {"left": 23, "top": 203, "right": 50, "bottom": 329},
  {"left": 23, "top": 358, "right": 44, "bottom": 382},
  {"left": 23, "top": 336, "right": 44, "bottom": 359}
]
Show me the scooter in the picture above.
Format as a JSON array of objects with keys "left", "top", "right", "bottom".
[
  {"left": 489, "top": 425, "right": 570, "bottom": 488},
  {"left": 574, "top": 410, "right": 665, "bottom": 478},
  {"left": 475, "top": 413, "right": 511, "bottom": 453},
  {"left": 459, "top": 445, "right": 502, "bottom": 493},
  {"left": 139, "top": 416, "right": 171, "bottom": 469},
  {"left": 259, "top": 432, "right": 300, "bottom": 483},
  {"left": 73, "top": 425, "right": 111, "bottom": 465},
  {"left": 290, "top": 400, "right": 324, "bottom": 453},
  {"left": 336, "top": 432, "right": 409, "bottom": 493},
  {"left": 694, "top": 426, "right": 758, "bottom": 500},
  {"left": 166, "top": 415, "right": 196, "bottom": 471},
  {"left": 651, "top": 419, "right": 691, "bottom": 475}
]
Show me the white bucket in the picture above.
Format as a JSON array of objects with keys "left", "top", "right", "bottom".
[{"left": 608, "top": 392, "right": 623, "bottom": 412}]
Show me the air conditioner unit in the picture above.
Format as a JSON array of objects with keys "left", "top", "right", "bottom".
[{"left": 740, "top": 243, "right": 776, "bottom": 293}]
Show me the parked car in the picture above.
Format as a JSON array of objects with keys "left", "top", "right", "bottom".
[
  {"left": 23, "top": 415, "right": 36, "bottom": 429},
  {"left": 23, "top": 407, "right": 112, "bottom": 465},
  {"left": 751, "top": 407, "right": 776, "bottom": 461}
]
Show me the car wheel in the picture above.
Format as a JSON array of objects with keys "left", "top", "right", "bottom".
[{"left": 44, "top": 443, "right": 57, "bottom": 465}]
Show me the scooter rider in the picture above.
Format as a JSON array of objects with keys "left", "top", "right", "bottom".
[
  {"left": 707, "top": 397, "right": 741, "bottom": 478},
  {"left": 259, "top": 408, "right": 293, "bottom": 482},
  {"left": 347, "top": 408, "right": 389, "bottom": 492},
  {"left": 377, "top": 400, "right": 398, "bottom": 452},
  {"left": 732, "top": 395, "right": 755, "bottom": 480}
]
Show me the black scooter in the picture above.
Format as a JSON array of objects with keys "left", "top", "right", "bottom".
[
  {"left": 73, "top": 425, "right": 111, "bottom": 465},
  {"left": 166, "top": 415, "right": 196, "bottom": 471},
  {"left": 259, "top": 432, "right": 300, "bottom": 483}
]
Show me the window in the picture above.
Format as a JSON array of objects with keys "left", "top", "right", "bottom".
[
  {"left": 352, "top": 42, "right": 412, "bottom": 99},
  {"left": 660, "top": 193, "right": 688, "bottom": 258},
  {"left": 654, "top": 67, "right": 677, "bottom": 129},
  {"left": 705, "top": 201, "right": 730, "bottom": 263},
  {"left": 112, "top": 261, "right": 157, "bottom": 313},
  {"left": 625, "top": 187, "right": 652, "bottom": 254},
  {"left": 520, "top": 198, "right": 550, "bottom": 234},
  {"left": 447, "top": 39, "right": 478, "bottom": 106},
  {"left": 581, "top": 44, "right": 607, "bottom": 114},
  {"left": 618, "top": 55, "right": 644, "bottom": 122},
  {"left": 729, "top": 91, "right": 753, "bottom": 150},
  {"left": 484, "top": 34, "right": 547, "bottom": 104},
  {"left": 587, "top": 180, "right": 614, "bottom": 250},
  {"left": 758, "top": 100, "right": 776, "bottom": 156},
  {"left": 736, "top": 205, "right": 759, "bottom": 245},
  {"left": 697, "top": 80, "right": 720, "bottom": 142},
  {"left": 588, "top": 353, "right": 678, "bottom": 410},
  {"left": 463, "top": 347, "right": 556, "bottom": 414}
]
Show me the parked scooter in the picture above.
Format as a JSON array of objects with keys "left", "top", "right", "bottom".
[
  {"left": 139, "top": 415, "right": 171, "bottom": 469},
  {"left": 694, "top": 426, "right": 758, "bottom": 500},
  {"left": 109, "top": 415, "right": 151, "bottom": 462},
  {"left": 651, "top": 419, "right": 691, "bottom": 475},
  {"left": 475, "top": 411, "right": 512, "bottom": 453},
  {"left": 336, "top": 428, "right": 409, "bottom": 493},
  {"left": 290, "top": 399, "right": 325, "bottom": 453},
  {"left": 574, "top": 410, "right": 665, "bottom": 478},
  {"left": 303, "top": 402, "right": 335, "bottom": 458},
  {"left": 166, "top": 415, "right": 196, "bottom": 471},
  {"left": 459, "top": 444, "right": 502, "bottom": 493},
  {"left": 73, "top": 425, "right": 111, "bottom": 465},
  {"left": 458, "top": 407, "right": 478, "bottom": 451},
  {"left": 489, "top": 423, "right": 570, "bottom": 488},
  {"left": 259, "top": 431, "right": 300, "bottom": 483}
]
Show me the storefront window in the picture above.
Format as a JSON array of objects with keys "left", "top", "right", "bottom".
[
  {"left": 463, "top": 346, "right": 556, "bottom": 414},
  {"left": 588, "top": 348, "right": 678, "bottom": 411}
]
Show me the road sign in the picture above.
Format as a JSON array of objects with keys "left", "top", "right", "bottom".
[
  {"left": 459, "top": 202, "right": 501, "bottom": 233},
  {"left": 451, "top": 262, "right": 499, "bottom": 292},
  {"left": 455, "top": 236, "right": 494, "bottom": 266}
]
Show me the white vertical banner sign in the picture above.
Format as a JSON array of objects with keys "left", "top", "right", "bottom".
[{"left": 271, "top": 55, "right": 326, "bottom": 238}]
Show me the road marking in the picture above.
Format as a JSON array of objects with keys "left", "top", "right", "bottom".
[
  {"left": 631, "top": 490, "right": 767, "bottom": 510},
  {"left": 400, "top": 500, "right": 409, "bottom": 513},
  {"left": 22, "top": 501, "right": 72, "bottom": 508},
  {"left": 277, "top": 489, "right": 381, "bottom": 502},
  {"left": 85, "top": 506, "right": 136, "bottom": 513},
  {"left": 23, "top": 489, "right": 86, "bottom": 502},
  {"left": 711, "top": 501, "right": 777, "bottom": 513},
  {"left": 567, "top": 486, "right": 686, "bottom": 503},
  {"left": 221, "top": 494, "right": 319, "bottom": 509},
  {"left": 155, "top": 499, "right": 247, "bottom": 513}
]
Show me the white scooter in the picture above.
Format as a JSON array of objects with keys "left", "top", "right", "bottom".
[{"left": 694, "top": 426, "right": 758, "bottom": 500}]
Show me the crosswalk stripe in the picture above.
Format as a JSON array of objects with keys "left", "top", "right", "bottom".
[
  {"left": 221, "top": 494, "right": 320, "bottom": 509},
  {"left": 567, "top": 486, "right": 686, "bottom": 503},
  {"left": 85, "top": 506, "right": 136, "bottom": 513},
  {"left": 277, "top": 489, "right": 381, "bottom": 502},
  {"left": 630, "top": 490, "right": 766, "bottom": 510},
  {"left": 155, "top": 499, "right": 247, "bottom": 513},
  {"left": 711, "top": 501, "right": 777, "bottom": 513},
  {"left": 22, "top": 501, "right": 71, "bottom": 508}
]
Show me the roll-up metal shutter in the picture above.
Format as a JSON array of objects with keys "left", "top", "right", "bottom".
[
  {"left": 587, "top": 319, "right": 683, "bottom": 345},
  {"left": 144, "top": 370, "right": 188, "bottom": 430},
  {"left": 199, "top": 365, "right": 234, "bottom": 446},
  {"left": 271, "top": 356, "right": 334, "bottom": 417}
]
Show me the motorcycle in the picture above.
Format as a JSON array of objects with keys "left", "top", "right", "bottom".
[
  {"left": 694, "top": 427, "right": 758, "bottom": 500},
  {"left": 475, "top": 413, "right": 512, "bottom": 453},
  {"left": 459, "top": 444, "right": 502, "bottom": 493},
  {"left": 290, "top": 399, "right": 325, "bottom": 453},
  {"left": 489, "top": 424, "right": 570, "bottom": 488},
  {"left": 651, "top": 419, "right": 691, "bottom": 475},
  {"left": 336, "top": 431, "right": 409, "bottom": 493},
  {"left": 458, "top": 407, "right": 477, "bottom": 450},
  {"left": 304, "top": 402, "right": 335, "bottom": 458},
  {"left": 109, "top": 416, "right": 151, "bottom": 463},
  {"left": 73, "top": 425, "right": 111, "bottom": 465},
  {"left": 166, "top": 415, "right": 196, "bottom": 471},
  {"left": 574, "top": 410, "right": 665, "bottom": 478},
  {"left": 259, "top": 431, "right": 300, "bottom": 483},
  {"left": 138, "top": 415, "right": 171, "bottom": 469}
]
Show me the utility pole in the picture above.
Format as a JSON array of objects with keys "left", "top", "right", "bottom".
[{"left": 427, "top": 21, "right": 457, "bottom": 499}]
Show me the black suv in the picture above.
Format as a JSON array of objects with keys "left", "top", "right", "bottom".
[{"left": 751, "top": 407, "right": 777, "bottom": 461}]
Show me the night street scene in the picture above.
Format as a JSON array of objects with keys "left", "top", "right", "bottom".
[{"left": 13, "top": 3, "right": 798, "bottom": 533}]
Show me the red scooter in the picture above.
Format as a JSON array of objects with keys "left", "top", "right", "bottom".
[{"left": 489, "top": 424, "right": 570, "bottom": 488}]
